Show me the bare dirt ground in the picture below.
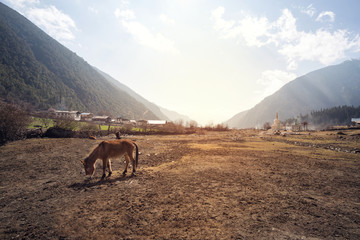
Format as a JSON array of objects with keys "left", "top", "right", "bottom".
[{"left": 1, "top": 129, "right": 359, "bottom": 239}]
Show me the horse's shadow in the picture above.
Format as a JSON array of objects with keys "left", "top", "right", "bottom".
[{"left": 69, "top": 175, "right": 135, "bottom": 190}]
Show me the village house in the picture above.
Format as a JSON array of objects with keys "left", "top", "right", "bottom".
[
  {"left": 120, "top": 118, "right": 131, "bottom": 124},
  {"left": 47, "top": 108, "right": 169, "bottom": 127},
  {"left": 113, "top": 117, "right": 123, "bottom": 124},
  {"left": 92, "top": 116, "right": 112, "bottom": 123},
  {"left": 80, "top": 113, "right": 93, "bottom": 121},
  {"left": 137, "top": 120, "right": 148, "bottom": 126},
  {"left": 50, "top": 109, "right": 81, "bottom": 121}
]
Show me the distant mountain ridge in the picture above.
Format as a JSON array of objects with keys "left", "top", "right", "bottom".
[
  {"left": 95, "top": 68, "right": 193, "bottom": 122},
  {"left": 226, "top": 59, "right": 360, "bottom": 128},
  {"left": 158, "top": 106, "right": 192, "bottom": 123},
  {"left": 0, "top": 2, "right": 158, "bottom": 119},
  {"left": 94, "top": 68, "right": 169, "bottom": 120}
]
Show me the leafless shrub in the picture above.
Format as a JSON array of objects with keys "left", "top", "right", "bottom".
[
  {"left": 163, "top": 122, "right": 185, "bottom": 134},
  {"left": 0, "top": 102, "right": 31, "bottom": 145},
  {"left": 214, "top": 123, "right": 229, "bottom": 131},
  {"left": 123, "top": 123, "right": 134, "bottom": 132},
  {"left": 203, "top": 123, "right": 229, "bottom": 131}
]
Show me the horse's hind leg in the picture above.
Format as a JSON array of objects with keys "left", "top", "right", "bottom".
[
  {"left": 123, "top": 155, "right": 129, "bottom": 176},
  {"left": 129, "top": 153, "right": 136, "bottom": 176}
]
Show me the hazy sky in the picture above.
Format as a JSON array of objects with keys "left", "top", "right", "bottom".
[{"left": 2, "top": 0, "right": 360, "bottom": 125}]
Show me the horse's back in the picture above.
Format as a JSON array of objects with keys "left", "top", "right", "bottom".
[{"left": 102, "top": 139, "right": 135, "bottom": 158}]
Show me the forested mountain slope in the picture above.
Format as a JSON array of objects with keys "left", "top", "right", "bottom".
[
  {"left": 227, "top": 59, "right": 360, "bottom": 128},
  {"left": 0, "top": 3, "right": 158, "bottom": 119}
]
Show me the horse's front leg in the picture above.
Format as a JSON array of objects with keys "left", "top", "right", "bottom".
[
  {"left": 107, "top": 159, "right": 112, "bottom": 177},
  {"left": 123, "top": 155, "right": 129, "bottom": 176},
  {"left": 101, "top": 158, "right": 107, "bottom": 179}
]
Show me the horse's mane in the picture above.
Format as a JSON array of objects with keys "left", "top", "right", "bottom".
[{"left": 84, "top": 141, "right": 104, "bottom": 164}]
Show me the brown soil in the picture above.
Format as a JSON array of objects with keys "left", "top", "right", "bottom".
[{"left": 1, "top": 130, "right": 359, "bottom": 239}]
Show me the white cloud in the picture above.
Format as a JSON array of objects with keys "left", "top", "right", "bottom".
[
  {"left": 280, "top": 29, "right": 360, "bottom": 69},
  {"left": 26, "top": 6, "right": 77, "bottom": 42},
  {"left": 301, "top": 4, "right": 316, "bottom": 17},
  {"left": 159, "top": 14, "right": 175, "bottom": 25},
  {"left": 316, "top": 11, "right": 335, "bottom": 22},
  {"left": 238, "top": 15, "right": 272, "bottom": 47},
  {"left": 114, "top": 8, "right": 179, "bottom": 55},
  {"left": 257, "top": 70, "right": 297, "bottom": 97},
  {"left": 211, "top": 7, "right": 239, "bottom": 39},
  {"left": 273, "top": 9, "right": 299, "bottom": 44},
  {"left": 212, "top": 6, "right": 360, "bottom": 69},
  {"left": 114, "top": 9, "right": 136, "bottom": 21},
  {"left": 88, "top": 6, "right": 99, "bottom": 15}
]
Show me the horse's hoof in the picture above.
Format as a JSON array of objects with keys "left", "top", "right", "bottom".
[{"left": 108, "top": 172, "right": 112, "bottom": 177}]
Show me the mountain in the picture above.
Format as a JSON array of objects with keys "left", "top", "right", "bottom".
[
  {"left": 225, "top": 110, "right": 249, "bottom": 128},
  {"left": 157, "top": 106, "right": 193, "bottom": 123},
  {"left": 0, "top": 3, "right": 158, "bottom": 120},
  {"left": 227, "top": 59, "right": 360, "bottom": 128},
  {"left": 94, "top": 68, "right": 169, "bottom": 120},
  {"left": 95, "top": 67, "right": 193, "bottom": 122}
]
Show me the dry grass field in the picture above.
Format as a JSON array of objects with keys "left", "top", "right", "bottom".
[{"left": 1, "top": 129, "right": 359, "bottom": 239}]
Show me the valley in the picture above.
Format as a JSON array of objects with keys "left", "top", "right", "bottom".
[{"left": 1, "top": 129, "right": 359, "bottom": 239}]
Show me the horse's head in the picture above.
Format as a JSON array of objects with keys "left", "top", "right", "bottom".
[{"left": 82, "top": 157, "right": 95, "bottom": 176}]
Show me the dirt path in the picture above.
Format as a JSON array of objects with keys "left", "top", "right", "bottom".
[{"left": 1, "top": 130, "right": 359, "bottom": 239}]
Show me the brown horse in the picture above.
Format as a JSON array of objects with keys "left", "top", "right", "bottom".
[{"left": 82, "top": 139, "right": 138, "bottom": 179}]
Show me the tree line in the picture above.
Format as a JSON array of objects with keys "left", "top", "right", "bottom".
[{"left": 292, "top": 105, "right": 360, "bottom": 129}]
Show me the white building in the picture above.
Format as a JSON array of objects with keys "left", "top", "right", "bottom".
[
  {"left": 351, "top": 118, "right": 360, "bottom": 126},
  {"left": 148, "top": 120, "right": 167, "bottom": 125},
  {"left": 53, "top": 110, "right": 81, "bottom": 121}
]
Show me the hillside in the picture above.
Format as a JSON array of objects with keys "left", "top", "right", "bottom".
[
  {"left": 227, "top": 59, "right": 360, "bottom": 128},
  {"left": 0, "top": 3, "right": 158, "bottom": 120}
]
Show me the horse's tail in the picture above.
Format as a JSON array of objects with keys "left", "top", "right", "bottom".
[{"left": 133, "top": 142, "right": 139, "bottom": 167}]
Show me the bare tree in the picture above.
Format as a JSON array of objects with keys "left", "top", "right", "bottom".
[
  {"left": 263, "top": 122, "right": 271, "bottom": 130},
  {"left": 187, "top": 120, "right": 198, "bottom": 129},
  {"left": 302, "top": 121, "right": 308, "bottom": 131},
  {"left": 40, "top": 118, "right": 53, "bottom": 129}
]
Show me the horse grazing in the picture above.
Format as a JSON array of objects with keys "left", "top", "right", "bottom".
[{"left": 81, "top": 139, "right": 139, "bottom": 179}]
